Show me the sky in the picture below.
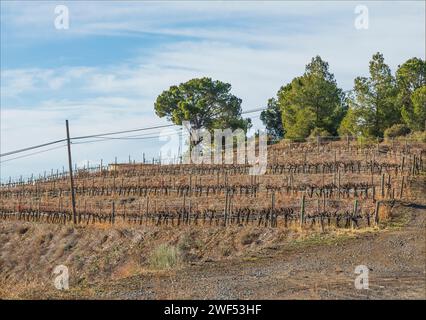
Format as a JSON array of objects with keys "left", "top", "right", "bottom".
[{"left": 1, "top": 0, "right": 425, "bottom": 180}]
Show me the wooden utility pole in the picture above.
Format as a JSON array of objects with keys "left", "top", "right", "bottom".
[{"left": 66, "top": 120, "right": 77, "bottom": 224}]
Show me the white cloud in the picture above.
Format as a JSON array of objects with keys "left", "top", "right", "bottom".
[{"left": 1, "top": 0, "right": 424, "bottom": 179}]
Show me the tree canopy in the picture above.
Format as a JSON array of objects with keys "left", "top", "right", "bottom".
[
  {"left": 154, "top": 77, "right": 251, "bottom": 140},
  {"left": 410, "top": 85, "right": 426, "bottom": 131},
  {"left": 260, "top": 98, "right": 284, "bottom": 141},
  {"left": 276, "top": 56, "right": 346, "bottom": 139},
  {"left": 339, "top": 53, "right": 400, "bottom": 137},
  {"left": 154, "top": 54, "right": 425, "bottom": 144},
  {"left": 396, "top": 57, "right": 426, "bottom": 131}
]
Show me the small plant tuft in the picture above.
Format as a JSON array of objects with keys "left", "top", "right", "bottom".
[
  {"left": 149, "top": 244, "right": 180, "bottom": 270},
  {"left": 384, "top": 124, "right": 410, "bottom": 139}
]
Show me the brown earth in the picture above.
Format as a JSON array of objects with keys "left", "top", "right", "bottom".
[{"left": 1, "top": 195, "right": 425, "bottom": 299}]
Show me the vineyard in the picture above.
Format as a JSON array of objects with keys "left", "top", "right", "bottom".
[{"left": 1, "top": 138, "right": 425, "bottom": 230}]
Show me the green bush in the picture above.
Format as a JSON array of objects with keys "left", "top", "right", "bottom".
[
  {"left": 307, "top": 127, "right": 331, "bottom": 142},
  {"left": 309, "top": 127, "right": 331, "bottom": 138},
  {"left": 384, "top": 124, "right": 410, "bottom": 139},
  {"left": 409, "top": 131, "right": 426, "bottom": 143},
  {"left": 356, "top": 135, "right": 378, "bottom": 147},
  {"left": 149, "top": 244, "right": 180, "bottom": 270}
]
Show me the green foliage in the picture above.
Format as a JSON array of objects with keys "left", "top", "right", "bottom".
[
  {"left": 154, "top": 55, "right": 424, "bottom": 143},
  {"left": 309, "top": 127, "right": 331, "bottom": 138},
  {"left": 397, "top": 58, "right": 426, "bottom": 130},
  {"left": 277, "top": 56, "right": 346, "bottom": 139},
  {"left": 384, "top": 124, "right": 411, "bottom": 139},
  {"left": 341, "top": 53, "right": 400, "bottom": 137},
  {"left": 409, "top": 131, "right": 426, "bottom": 143},
  {"left": 338, "top": 106, "right": 361, "bottom": 136},
  {"left": 408, "top": 86, "right": 426, "bottom": 131},
  {"left": 260, "top": 98, "right": 284, "bottom": 141},
  {"left": 154, "top": 77, "right": 251, "bottom": 144}
]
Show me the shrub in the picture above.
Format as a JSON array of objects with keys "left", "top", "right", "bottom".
[
  {"left": 356, "top": 135, "right": 378, "bottom": 147},
  {"left": 307, "top": 127, "right": 331, "bottom": 143},
  {"left": 384, "top": 124, "right": 410, "bottom": 139},
  {"left": 149, "top": 244, "right": 180, "bottom": 270},
  {"left": 309, "top": 127, "right": 331, "bottom": 138},
  {"left": 409, "top": 131, "right": 426, "bottom": 143}
]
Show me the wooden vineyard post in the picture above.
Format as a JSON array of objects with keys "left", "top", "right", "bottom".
[
  {"left": 399, "top": 176, "right": 405, "bottom": 199},
  {"left": 376, "top": 138, "right": 380, "bottom": 154},
  {"left": 111, "top": 201, "right": 115, "bottom": 224},
  {"left": 98, "top": 202, "right": 102, "bottom": 224},
  {"left": 183, "top": 193, "right": 186, "bottom": 224},
  {"left": 84, "top": 200, "right": 88, "bottom": 225},
  {"left": 322, "top": 192, "right": 326, "bottom": 212},
  {"left": 352, "top": 199, "right": 358, "bottom": 229},
  {"left": 38, "top": 199, "right": 41, "bottom": 220},
  {"left": 228, "top": 194, "right": 233, "bottom": 225},
  {"left": 271, "top": 191, "right": 275, "bottom": 227},
  {"left": 374, "top": 201, "right": 380, "bottom": 226},
  {"left": 387, "top": 174, "right": 391, "bottom": 198},
  {"left": 65, "top": 120, "right": 77, "bottom": 224},
  {"left": 412, "top": 155, "right": 416, "bottom": 175},
  {"left": 146, "top": 197, "right": 149, "bottom": 225},
  {"left": 337, "top": 170, "right": 341, "bottom": 199},
  {"left": 380, "top": 173, "right": 385, "bottom": 199},
  {"left": 188, "top": 200, "right": 191, "bottom": 225},
  {"left": 223, "top": 189, "right": 229, "bottom": 226},
  {"left": 334, "top": 150, "right": 337, "bottom": 172},
  {"left": 303, "top": 152, "right": 307, "bottom": 173},
  {"left": 299, "top": 194, "right": 305, "bottom": 228}
]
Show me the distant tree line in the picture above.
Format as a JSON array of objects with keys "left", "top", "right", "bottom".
[
  {"left": 154, "top": 53, "right": 425, "bottom": 144},
  {"left": 261, "top": 53, "right": 425, "bottom": 141}
]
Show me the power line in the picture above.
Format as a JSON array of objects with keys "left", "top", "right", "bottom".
[
  {"left": 0, "top": 107, "right": 266, "bottom": 158},
  {"left": 70, "top": 124, "right": 175, "bottom": 141},
  {"left": 0, "top": 144, "right": 68, "bottom": 164},
  {"left": 0, "top": 139, "right": 68, "bottom": 157},
  {"left": 72, "top": 131, "right": 184, "bottom": 145},
  {"left": 70, "top": 107, "right": 263, "bottom": 141}
]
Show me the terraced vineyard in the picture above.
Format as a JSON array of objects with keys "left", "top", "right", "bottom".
[{"left": 1, "top": 138, "right": 424, "bottom": 230}]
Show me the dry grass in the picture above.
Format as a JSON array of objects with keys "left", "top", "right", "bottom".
[
  {"left": 148, "top": 244, "right": 181, "bottom": 270},
  {"left": 239, "top": 229, "right": 261, "bottom": 245}
]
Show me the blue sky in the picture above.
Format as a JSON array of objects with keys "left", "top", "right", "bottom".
[{"left": 1, "top": 1, "right": 425, "bottom": 180}]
